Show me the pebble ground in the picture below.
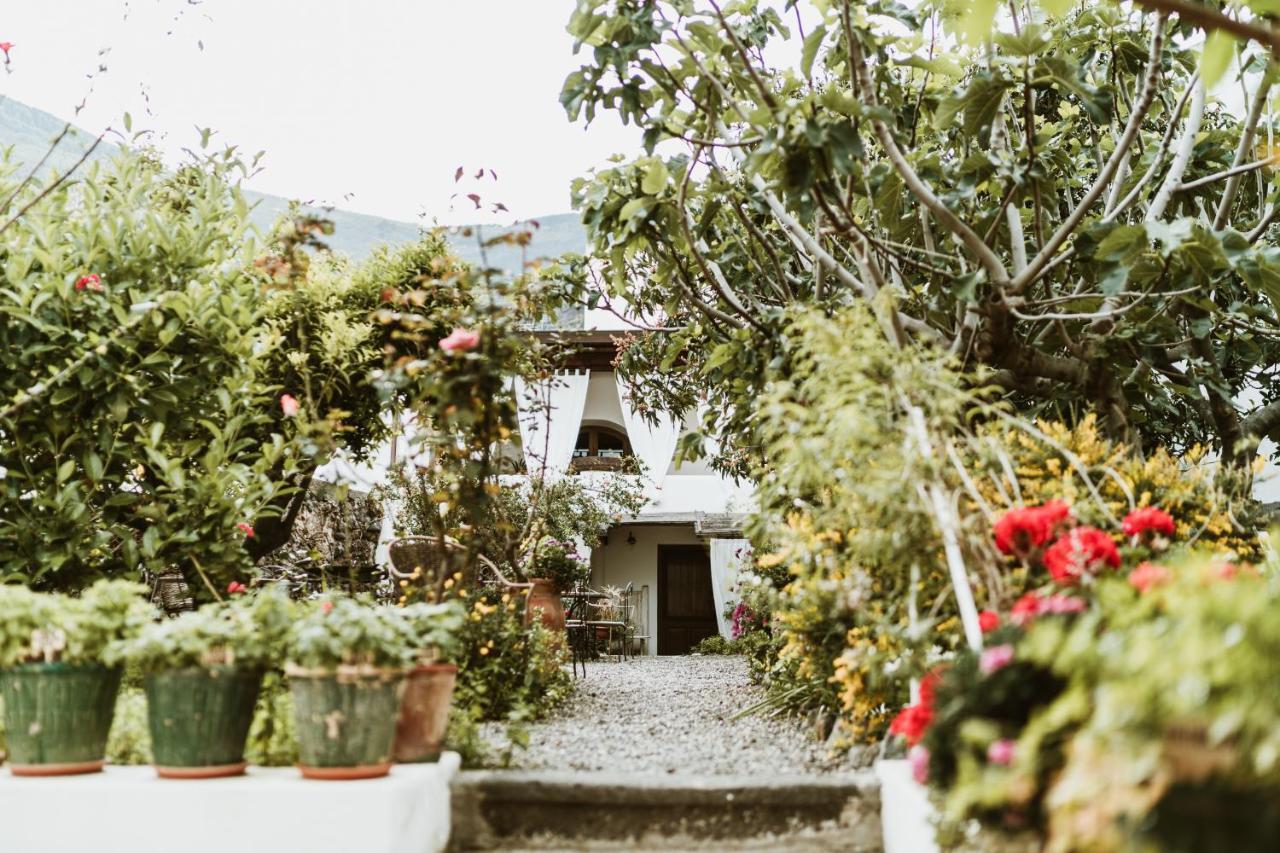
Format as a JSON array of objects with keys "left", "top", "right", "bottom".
[{"left": 481, "top": 655, "right": 846, "bottom": 776}]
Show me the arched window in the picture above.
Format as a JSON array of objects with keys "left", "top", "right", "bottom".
[{"left": 571, "top": 425, "right": 631, "bottom": 471}]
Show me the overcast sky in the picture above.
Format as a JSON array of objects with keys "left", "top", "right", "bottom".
[{"left": 1, "top": 1, "right": 638, "bottom": 225}]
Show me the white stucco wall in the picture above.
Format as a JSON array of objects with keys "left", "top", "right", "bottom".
[{"left": 590, "top": 523, "right": 706, "bottom": 656}]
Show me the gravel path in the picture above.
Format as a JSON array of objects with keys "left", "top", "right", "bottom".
[{"left": 481, "top": 656, "right": 846, "bottom": 776}]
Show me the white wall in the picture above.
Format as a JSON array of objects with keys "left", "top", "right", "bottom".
[{"left": 590, "top": 523, "right": 705, "bottom": 656}]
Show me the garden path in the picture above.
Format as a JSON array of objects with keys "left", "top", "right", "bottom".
[{"left": 481, "top": 655, "right": 847, "bottom": 775}]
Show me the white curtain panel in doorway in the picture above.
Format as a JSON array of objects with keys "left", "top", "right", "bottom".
[
  {"left": 710, "top": 538, "right": 752, "bottom": 639},
  {"left": 615, "top": 374, "right": 680, "bottom": 486},
  {"left": 513, "top": 371, "right": 591, "bottom": 478}
]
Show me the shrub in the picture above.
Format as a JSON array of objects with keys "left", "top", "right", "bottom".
[{"left": 452, "top": 590, "right": 571, "bottom": 722}]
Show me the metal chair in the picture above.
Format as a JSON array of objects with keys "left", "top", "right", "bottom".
[
  {"left": 387, "top": 535, "right": 531, "bottom": 603},
  {"left": 625, "top": 584, "right": 650, "bottom": 657},
  {"left": 563, "top": 589, "right": 592, "bottom": 678}
]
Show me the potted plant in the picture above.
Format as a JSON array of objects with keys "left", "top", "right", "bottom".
[
  {"left": 121, "top": 586, "right": 293, "bottom": 778},
  {"left": 523, "top": 538, "right": 587, "bottom": 632},
  {"left": 393, "top": 600, "right": 465, "bottom": 763},
  {"left": 286, "top": 595, "right": 417, "bottom": 779},
  {"left": 0, "top": 580, "right": 152, "bottom": 776}
]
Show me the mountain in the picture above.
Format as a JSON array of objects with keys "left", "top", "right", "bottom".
[{"left": 0, "top": 98, "right": 586, "bottom": 270}]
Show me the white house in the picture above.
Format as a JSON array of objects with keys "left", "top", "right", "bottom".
[{"left": 509, "top": 315, "right": 756, "bottom": 655}]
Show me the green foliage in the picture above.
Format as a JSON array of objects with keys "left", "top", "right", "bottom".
[
  {"left": 528, "top": 538, "right": 590, "bottom": 592},
  {"left": 400, "top": 599, "right": 467, "bottom": 661},
  {"left": 691, "top": 635, "right": 735, "bottom": 655},
  {"left": 286, "top": 596, "right": 418, "bottom": 670},
  {"left": 0, "top": 579, "right": 153, "bottom": 667},
  {"left": 120, "top": 586, "right": 295, "bottom": 672},
  {"left": 244, "top": 672, "right": 299, "bottom": 767},
  {"left": 452, "top": 591, "right": 572, "bottom": 722},
  {"left": 392, "top": 468, "right": 646, "bottom": 585},
  {"left": 0, "top": 148, "right": 292, "bottom": 591},
  {"left": 104, "top": 688, "right": 152, "bottom": 765},
  {"left": 562, "top": 0, "right": 1280, "bottom": 475}
]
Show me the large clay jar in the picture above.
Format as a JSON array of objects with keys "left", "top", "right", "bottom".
[
  {"left": 392, "top": 663, "right": 457, "bottom": 763},
  {"left": 524, "top": 578, "right": 565, "bottom": 632}
]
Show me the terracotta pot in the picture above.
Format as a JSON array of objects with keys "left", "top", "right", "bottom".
[
  {"left": 524, "top": 578, "right": 565, "bottom": 632},
  {"left": 392, "top": 663, "right": 457, "bottom": 763}
]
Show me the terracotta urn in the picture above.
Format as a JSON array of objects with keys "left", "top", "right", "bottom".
[
  {"left": 393, "top": 662, "right": 457, "bottom": 763},
  {"left": 524, "top": 578, "right": 566, "bottom": 632}
]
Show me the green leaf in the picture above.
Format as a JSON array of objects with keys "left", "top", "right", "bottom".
[
  {"left": 801, "top": 24, "right": 827, "bottom": 79},
  {"left": 959, "top": 0, "right": 998, "bottom": 44},
  {"left": 56, "top": 459, "right": 76, "bottom": 484},
  {"left": 935, "top": 73, "right": 1011, "bottom": 137},
  {"left": 640, "top": 160, "right": 669, "bottom": 195},
  {"left": 1202, "top": 31, "right": 1236, "bottom": 91},
  {"left": 618, "top": 197, "right": 653, "bottom": 223},
  {"left": 995, "top": 24, "right": 1050, "bottom": 57}
]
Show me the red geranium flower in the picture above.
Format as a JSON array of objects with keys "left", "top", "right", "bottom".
[
  {"left": 978, "top": 610, "right": 1000, "bottom": 633},
  {"left": 1043, "top": 526, "right": 1120, "bottom": 585},
  {"left": 1011, "top": 590, "right": 1086, "bottom": 624},
  {"left": 1011, "top": 592, "right": 1042, "bottom": 625},
  {"left": 993, "top": 500, "right": 1072, "bottom": 557},
  {"left": 75, "top": 273, "right": 104, "bottom": 292},
  {"left": 226, "top": 581, "right": 248, "bottom": 595},
  {"left": 1122, "top": 506, "right": 1175, "bottom": 540},
  {"left": 890, "top": 702, "right": 933, "bottom": 746},
  {"left": 236, "top": 522, "right": 255, "bottom": 538},
  {"left": 1128, "top": 561, "right": 1172, "bottom": 593}
]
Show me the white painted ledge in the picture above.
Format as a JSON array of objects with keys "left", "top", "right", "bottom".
[
  {"left": 875, "top": 759, "right": 939, "bottom": 853},
  {"left": 0, "top": 752, "right": 460, "bottom": 853}
]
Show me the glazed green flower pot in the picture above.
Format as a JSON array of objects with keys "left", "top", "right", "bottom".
[
  {"left": 0, "top": 663, "right": 121, "bottom": 776},
  {"left": 287, "top": 665, "right": 405, "bottom": 780},
  {"left": 145, "top": 666, "right": 264, "bottom": 779}
]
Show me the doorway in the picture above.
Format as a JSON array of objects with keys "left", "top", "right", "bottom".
[{"left": 656, "top": 545, "right": 718, "bottom": 654}]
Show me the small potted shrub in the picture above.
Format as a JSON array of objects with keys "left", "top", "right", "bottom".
[
  {"left": 122, "top": 586, "right": 293, "bottom": 778},
  {"left": 393, "top": 600, "right": 465, "bottom": 763},
  {"left": 0, "top": 580, "right": 152, "bottom": 776},
  {"left": 523, "top": 538, "right": 587, "bottom": 631},
  {"left": 286, "top": 595, "right": 416, "bottom": 779}
]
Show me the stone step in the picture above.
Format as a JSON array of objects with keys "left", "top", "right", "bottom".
[{"left": 449, "top": 769, "right": 882, "bottom": 851}]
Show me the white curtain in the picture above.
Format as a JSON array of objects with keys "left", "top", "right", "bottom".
[
  {"left": 513, "top": 371, "right": 591, "bottom": 478},
  {"left": 616, "top": 374, "right": 680, "bottom": 485},
  {"left": 710, "top": 538, "right": 752, "bottom": 639}
]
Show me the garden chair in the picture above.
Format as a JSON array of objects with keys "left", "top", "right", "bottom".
[
  {"left": 624, "top": 584, "right": 650, "bottom": 657},
  {"left": 563, "top": 588, "right": 592, "bottom": 678},
  {"left": 387, "top": 535, "right": 531, "bottom": 604}
]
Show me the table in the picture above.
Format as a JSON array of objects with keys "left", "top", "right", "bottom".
[{"left": 0, "top": 753, "right": 460, "bottom": 853}]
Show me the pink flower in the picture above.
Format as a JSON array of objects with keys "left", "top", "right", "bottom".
[
  {"left": 1128, "top": 561, "right": 1172, "bottom": 593},
  {"left": 979, "top": 644, "right": 1015, "bottom": 675},
  {"left": 226, "top": 581, "right": 247, "bottom": 595},
  {"left": 992, "top": 500, "right": 1073, "bottom": 557},
  {"left": 908, "top": 744, "right": 930, "bottom": 784},
  {"left": 1043, "top": 526, "right": 1120, "bottom": 585},
  {"left": 1040, "top": 593, "right": 1086, "bottom": 616},
  {"left": 236, "top": 522, "right": 255, "bottom": 538},
  {"left": 280, "top": 394, "right": 300, "bottom": 417},
  {"left": 1122, "top": 506, "right": 1175, "bottom": 540},
  {"left": 75, "top": 273, "right": 104, "bottom": 292},
  {"left": 987, "top": 738, "right": 1016, "bottom": 766},
  {"left": 0, "top": 43, "right": 13, "bottom": 62},
  {"left": 439, "top": 327, "right": 480, "bottom": 352},
  {"left": 978, "top": 610, "right": 1000, "bottom": 634},
  {"left": 320, "top": 601, "right": 334, "bottom": 615}
]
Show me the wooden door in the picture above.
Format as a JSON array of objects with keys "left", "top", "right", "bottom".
[{"left": 657, "top": 545, "right": 717, "bottom": 655}]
